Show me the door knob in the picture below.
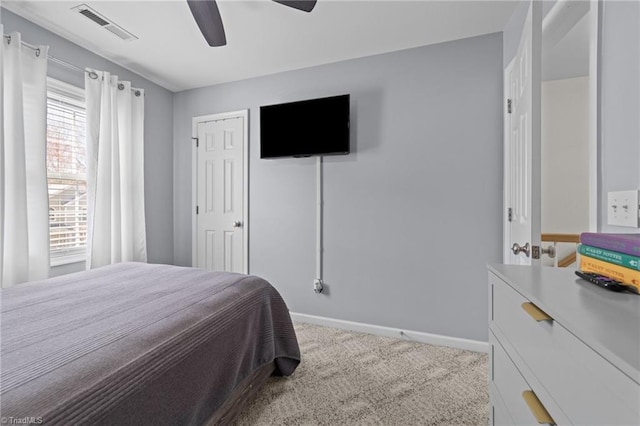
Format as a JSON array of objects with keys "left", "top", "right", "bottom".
[
  {"left": 512, "top": 242, "right": 530, "bottom": 257},
  {"left": 541, "top": 245, "right": 555, "bottom": 258},
  {"left": 532, "top": 245, "right": 555, "bottom": 259},
  {"left": 232, "top": 221, "right": 243, "bottom": 228}
]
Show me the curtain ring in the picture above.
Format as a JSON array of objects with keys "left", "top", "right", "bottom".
[
  {"left": 88, "top": 71, "right": 99, "bottom": 79},
  {"left": 118, "top": 83, "right": 125, "bottom": 90},
  {"left": 5, "top": 35, "right": 11, "bottom": 44},
  {"left": 134, "top": 90, "right": 141, "bottom": 97},
  {"left": 35, "top": 48, "right": 41, "bottom": 57}
]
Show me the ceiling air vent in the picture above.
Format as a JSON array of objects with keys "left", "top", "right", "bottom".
[
  {"left": 71, "top": 4, "right": 138, "bottom": 41},
  {"left": 78, "top": 8, "right": 109, "bottom": 26}
]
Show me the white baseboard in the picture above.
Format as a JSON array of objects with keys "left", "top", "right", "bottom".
[{"left": 289, "top": 312, "right": 489, "bottom": 353}]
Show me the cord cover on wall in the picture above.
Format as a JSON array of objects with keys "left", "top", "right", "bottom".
[{"left": 314, "top": 156, "right": 324, "bottom": 294}]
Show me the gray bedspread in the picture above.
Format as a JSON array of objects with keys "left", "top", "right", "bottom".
[{"left": 0, "top": 262, "right": 300, "bottom": 425}]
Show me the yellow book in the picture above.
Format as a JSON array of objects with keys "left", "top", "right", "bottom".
[{"left": 580, "top": 255, "right": 640, "bottom": 292}]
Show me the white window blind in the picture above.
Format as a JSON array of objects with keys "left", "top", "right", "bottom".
[{"left": 46, "top": 79, "right": 87, "bottom": 263}]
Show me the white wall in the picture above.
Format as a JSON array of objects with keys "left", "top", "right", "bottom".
[
  {"left": 542, "top": 77, "right": 590, "bottom": 235},
  {"left": 173, "top": 33, "right": 504, "bottom": 343},
  {"left": 541, "top": 77, "right": 590, "bottom": 266}
]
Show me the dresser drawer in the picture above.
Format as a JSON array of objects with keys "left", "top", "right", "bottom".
[
  {"left": 492, "top": 398, "right": 514, "bottom": 426},
  {"left": 490, "top": 331, "right": 556, "bottom": 425},
  {"left": 489, "top": 383, "right": 515, "bottom": 426},
  {"left": 491, "top": 275, "right": 639, "bottom": 425}
]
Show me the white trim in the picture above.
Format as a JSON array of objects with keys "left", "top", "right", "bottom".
[
  {"left": 588, "top": 0, "right": 599, "bottom": 231},
  {"left": 290, "top": 312, "right": 489, "bottom": 353},
  {"left": 50, "top": 253, "right": 86, "bottom": 267},
  {"left": 503, "top": 58, "right": 515, "bottom": 263},
  {"left": 191, "top": 110, "right": 249, "bottom": 273},
  {"left": 191, "top": 121, "right": 198, "bottom": 268},
  {"left": 47, "top": 77, "right": 84, "bottom": 101}
]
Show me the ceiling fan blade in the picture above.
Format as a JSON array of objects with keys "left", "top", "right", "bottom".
[
  {"left": 187, "top": 0, "right": 227, "bottom": 46},
  {"left": 272, "top": 0, "right": 317, "bottom": 13}
]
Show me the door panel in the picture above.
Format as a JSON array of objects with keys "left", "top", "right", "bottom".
[
  {"left": 196, "top": 116, "right": 244, "bottom": 272},
  {"left": 505, "top": 1, "right": 542, "bottom": 265}
]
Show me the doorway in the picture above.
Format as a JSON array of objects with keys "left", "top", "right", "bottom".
[
  {"left": 192, "top": 110, "right": 249, "bottom": 273},
  {"left": 540, "top": 1, "right": 598, "bottom": 266},
  {"left": 503, "top": 0, "right": 598, "bottom": 266}
]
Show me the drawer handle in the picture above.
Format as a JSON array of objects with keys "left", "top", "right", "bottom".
[
  {"left": 522, "top": 390, "right": 556, "bottom": 425},
  {"left": 521, "top": 302, "right": 553, "bottom": 322}
]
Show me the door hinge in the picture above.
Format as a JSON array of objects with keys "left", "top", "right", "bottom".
[
  {"left": 192, "top": 137, "right": 199, "bottom": 147},
  {"left": 507, "top": 99, "right": 512, "bottom": 114},
  {"left": 507, "top": 207, "right": 513, "bottom": 222},
  {"left": 196, "top": 205, "right": 199, "bottom": 215}
]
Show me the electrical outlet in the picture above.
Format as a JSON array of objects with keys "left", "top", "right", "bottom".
[{"left": 607, "top": 190, "right": 640, "bottom": 228}]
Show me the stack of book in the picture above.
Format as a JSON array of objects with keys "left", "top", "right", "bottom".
[{"left": 578, "top": 233, "right": 640, "bottom": 294}]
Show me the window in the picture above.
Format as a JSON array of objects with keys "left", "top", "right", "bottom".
[{"left": 46, "top": 79, "right": 87, "bottom": 265}]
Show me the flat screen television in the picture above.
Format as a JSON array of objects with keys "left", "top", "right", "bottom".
[{"left": 260, "top": 94, "right": 350, "bottom": 158}]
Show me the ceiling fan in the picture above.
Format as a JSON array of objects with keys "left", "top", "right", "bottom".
[{"left": 187, "top": 0, "right": 318, "bottom": 47}]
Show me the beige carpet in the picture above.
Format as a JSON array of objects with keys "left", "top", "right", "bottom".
[{"left": 234, "top": 322, "right": 488, "bottom": 425}]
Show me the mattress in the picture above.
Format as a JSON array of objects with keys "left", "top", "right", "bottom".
[{"left": 0, "top": 262, "right": 300, "bottom": 425}]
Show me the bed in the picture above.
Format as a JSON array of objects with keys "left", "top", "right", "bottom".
[{"left": 0, "top": 262, "right": 300, "bottom": 425}]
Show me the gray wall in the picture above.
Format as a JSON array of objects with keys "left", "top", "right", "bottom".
[
  {"left": 1, "top": 9, "right": 174, "bottom": 271},
  {"left": 599, "top": 0, "right": 640, "bottom": 232},
  {"left": 174, "top": 33, "right": 504, "bottom": 342}
]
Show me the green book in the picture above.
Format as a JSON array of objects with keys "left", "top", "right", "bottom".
[{"left": 578, "top": 244, "right": 640, "bottom": 271}]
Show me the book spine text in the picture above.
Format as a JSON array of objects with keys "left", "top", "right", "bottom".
[
  {"left": 578, "top": 244, "right": 640, "bottom": 271},
  {"left": 580, "top": 256, "right": 640, "bottom": 287}
]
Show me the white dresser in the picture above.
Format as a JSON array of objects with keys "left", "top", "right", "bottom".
[{"left": 488, "top": 264, "right": 640, "bottom": 425}]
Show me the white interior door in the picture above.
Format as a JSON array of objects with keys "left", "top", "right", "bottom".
[
  {"left": 504, "top": 1, "right": 542, "bottom": 265},
  {"left": 193, "top": 111, "right": 248, "bottom": 273}
]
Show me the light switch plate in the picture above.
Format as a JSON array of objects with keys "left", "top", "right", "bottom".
[{"left": 607, "top": 190, "right": 640, "bottom": 227}]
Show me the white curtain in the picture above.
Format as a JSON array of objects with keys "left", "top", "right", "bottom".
[
  {"left": 84, "top": 70, "right": 146, "bottom": 269},
  {"left": 1, "top": 31, "right": 50, "bottom": 288}
]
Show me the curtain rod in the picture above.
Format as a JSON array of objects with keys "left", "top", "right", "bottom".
[
  {"left": 4, "top": 34, "right": 98, "bottom": 79},
  {"left": 3, "top": 34, "right": 142, "bottom": 96}
]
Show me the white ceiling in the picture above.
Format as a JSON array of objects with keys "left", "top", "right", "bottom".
[
  {"left": 543, "top": 11, "right": 590, "bottom": 81},
  {"left": 3, "top": 0, "right": 519, "bottom": 92}
]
